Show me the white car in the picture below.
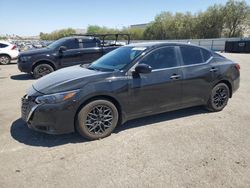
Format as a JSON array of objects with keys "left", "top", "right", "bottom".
[{"left": 0, "top": 41, "right": 19, "bottom": 64}]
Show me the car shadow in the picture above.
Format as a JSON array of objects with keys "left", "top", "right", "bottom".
[
  {"left": 11, "top": 106, "right": 208, "bottom": 147},
  {"left": 10, "top": 74, "right": 34, "bottom": 80},
  {"left": 10, "top": 119, "right": 87, "bottom": 147},
  {"left": 115, "top": 106, "right": 208, "bottom": 133}
]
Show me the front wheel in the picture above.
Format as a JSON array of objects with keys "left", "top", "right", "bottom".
[
  {"left": 33, "top": 64, "right": 54, "bottom": 79},
  {"left": 76, "top": 100, "right": 119, "bottom": 140},
  {"left": 206, "top": 83, "right": 230, "bottom": 112}
]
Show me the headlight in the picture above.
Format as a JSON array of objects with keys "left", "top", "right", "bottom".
[
  {"left": 35, "top": 90, "right": 79, "bottom": 104},
  {"left": 20, "top": 56, "right": 32, "bottom": 62}
]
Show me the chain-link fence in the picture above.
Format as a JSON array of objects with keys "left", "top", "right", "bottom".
[{"left": 132, "top": 37, "right": 250, "bottom": 51}]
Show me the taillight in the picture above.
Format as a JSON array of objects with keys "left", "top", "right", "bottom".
[
  {"left": 11, "top": 45, "right": 16, "bottom": 50},
  {"left": 235, "top": 63, "right": 240, "bottom": 71}
]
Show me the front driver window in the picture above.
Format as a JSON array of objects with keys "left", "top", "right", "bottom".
[{"left": 139, "top": 47, "right": 178, "bottom": 69}]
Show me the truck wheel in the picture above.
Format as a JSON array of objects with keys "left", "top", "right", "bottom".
[
  {"left": 0, "top": 55, "right": 11, "bottom": 65},
  {"left": 206, "top": 83, "right": 230, "bottom": 112},
  {"left": 76, "top": 100, "right": 119, "bottom": 140},
  {"left": 33, "top": 64, "right": 54, "bottom": 79}
]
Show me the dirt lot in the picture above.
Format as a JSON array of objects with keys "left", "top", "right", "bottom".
[{"left": 0, "top": 53, "right": 250, "bottom": 188}]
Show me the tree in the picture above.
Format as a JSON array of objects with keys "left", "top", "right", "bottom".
[
  {"left": 144, "top": 12, "right": 197, "bottom": 40},
  {"left": 0, "top": 36, "right": 7, "bottom": 40},
  {"left": 143, "top": 0, "right": 250, "bottom": 39},
  {"left": 223, "top": 0, "right": 250, "bottom": 37},
  {"left": 195, "top": 5, "right": 224, "bottom": 38},
  {"left": 39, "top": 0, "right": 249, "bottom": 40},
  {"left": 39, "top": 28, "right": 76, "bottom": 40},
  {"left": 122, "top": 27, "right": 145, "bottom": 40}
]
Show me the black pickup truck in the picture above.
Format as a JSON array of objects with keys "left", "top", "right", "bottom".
[{"left": 17, "top": 34, "right": 130, "bottom": 78}]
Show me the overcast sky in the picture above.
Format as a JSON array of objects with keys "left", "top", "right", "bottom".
[{"left": 1, "top": 0, "right": 249, "bottom": 36}]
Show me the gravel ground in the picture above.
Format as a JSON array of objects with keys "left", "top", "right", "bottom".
[{"left": 0, "top": 53, "right": 250, "bottom": 188}]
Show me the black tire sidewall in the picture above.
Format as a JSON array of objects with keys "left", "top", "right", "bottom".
[
  {"left": 76, "top": 100, "right": 119, "bottom": 140},
  {"left": 0, "top": 55, "right": 11, "bottom": 65},
  {"left": 208, "top": 83, "right": 230, "bottom": 112},
  {"left": 33, "top": 64, "right": 54, "bottom": 79}
]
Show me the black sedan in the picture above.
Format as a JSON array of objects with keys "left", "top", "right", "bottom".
[{"left": 21, "top": 42, "right": 240, "bottom": 140}]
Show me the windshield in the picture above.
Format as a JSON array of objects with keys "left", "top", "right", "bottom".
[
  {"left": 88, "top": 46, "right": 147, "bottom": 71},
  {"left": 47, "top": 38, "right": 67, "bottom": 49}
]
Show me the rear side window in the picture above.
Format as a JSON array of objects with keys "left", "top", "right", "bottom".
[
  {"left": 82, "top": 42, "right": 97, "bottom": 48},
  {"left": 139, "top": 47, "right": 178, "bottom": 70},
  {"left": 0, "top": 43, "right": 8, "bottom": 48},
  {"left": 201, "top": 49, "right": 212, "bottom": 62},
  {"left": 62, "top": 39, "right": 79, "bottom": 50},
  {"left": 180, "top": 46, "right": 204, "bottom": 65}
]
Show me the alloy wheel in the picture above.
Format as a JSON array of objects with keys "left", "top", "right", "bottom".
[
  {"left": 85, "top": 105, "right": 113, "bottom": 135},
  {"left": 0, "top": 56, "right": 10, "bottom": 65},
  {"left": 37, "top": 66, "right": 52, "bottom": 77},
  {"left": 212, "top": 87, "right": 228, "bottom": 108}
]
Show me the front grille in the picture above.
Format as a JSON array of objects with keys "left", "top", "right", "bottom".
[{"left": 21, "top": 95, "right": 36, "bottom": 122}]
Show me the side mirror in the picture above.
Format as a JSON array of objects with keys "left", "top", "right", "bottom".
[
  {"left": 135, "top": 64, "right": 152, "bottom": 74},
  {"left": 59, "top": 46, "right": 67, "bottom": 53}
]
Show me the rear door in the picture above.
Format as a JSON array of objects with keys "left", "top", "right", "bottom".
[
  {"left": 128, "top": 46, "right": 183, "bottom": 117},
  {"left": 59, "top": 39, "right": 82, "bottom": 67},
  {"left": 179, "top": 46, "right": 214, "bottom": 106},
  {"left": 78, "top": 39, "right": 103, "bottom": 65}
]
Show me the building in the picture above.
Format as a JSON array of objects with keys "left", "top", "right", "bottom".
[{"left": 130, "top": 23, "right": 149, "bottom": 29}]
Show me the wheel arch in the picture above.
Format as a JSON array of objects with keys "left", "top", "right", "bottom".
[
  {"left": 74, "top": 95, "right": 123, "bottom": 131},
  {"left": 214, "top": 80, "right": 232, "bottom": 98},
  {"left": 0, "top": 53, "right": 11, "bottom": 59},
  {"left": 32, "top": 60, "right": 56, "bottom": 72}
]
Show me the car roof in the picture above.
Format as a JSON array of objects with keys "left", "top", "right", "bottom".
[
  {"left": 0, "top": 40, "right": 11, "bottom": 45},
  {"left": 127, "top": 42, "right": 210, "bottom": 51},
  {"left": 63, "top": 36, "right": 99, "bottom": 41}
]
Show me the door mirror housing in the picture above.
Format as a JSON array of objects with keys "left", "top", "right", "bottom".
[
  {"left": 135, "top": 64, "right": 152, "bottom": 74},
  {"left": 59, "top": 46, "right": 67, "bottom": 53}
]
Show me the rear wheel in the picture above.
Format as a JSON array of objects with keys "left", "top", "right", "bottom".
[
  {"left": 33, "top": 64, "right": 54, "bottom": 79},
  {"left": 76, "top": 100, "right": 119, "bottom": 140},
  {"left": 0, "top": 55, "right": 11, "bottom": 65},
  {"left": 206, "top": 83, "right": 230, "bottom": 112}
]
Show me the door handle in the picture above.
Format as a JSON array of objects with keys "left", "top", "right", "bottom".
[
  {"left": 170, "top": 74, "right": 181, "bottom": 80},
  {"left": 210, "top": 67, "right": 218, "bottom": 72}
]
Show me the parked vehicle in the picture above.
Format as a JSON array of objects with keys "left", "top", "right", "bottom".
[
  {"left": 21, "top": 42, "right": 240, "bottom": 140},
  {"left": 225, "top": 40, "right": 250, "bottom": 53},
  {"left": 0, "top": 41, "right": 19, "bottom": 64},
  {"left": 17, "top": 34, "right": 130, "bottom": 78}
]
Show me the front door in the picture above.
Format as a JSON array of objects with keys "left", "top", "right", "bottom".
[{"left": 128, "top": 46, "right": 183, "bottom": 117}]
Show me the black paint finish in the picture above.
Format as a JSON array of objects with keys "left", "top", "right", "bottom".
[
  {"left": 17, "top": 37, "right": 122, "bottom": 75},
  {"left": 21, "top": 42, "right": 240, "bottom": 134}
]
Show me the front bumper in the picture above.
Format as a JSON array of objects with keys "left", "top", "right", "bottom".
[
  {"left": 17, "top": 61, "right": 32, "bottom": 73},
  {"left": 21, "top": 95, "right": 76, "bottom": 134}
]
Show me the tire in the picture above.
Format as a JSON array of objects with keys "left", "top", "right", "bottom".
[
  {"left": 0, "top": 55, "right": 11, "bottom": 65},
  {"left": 76, "top": 100, "right": 119, "bottom": 140},
  {"left": 33, "top": 64, "right": 54, "bottom": 79},
  {"left": 206, "top": 83, "right": 230, "bottom": 112}
]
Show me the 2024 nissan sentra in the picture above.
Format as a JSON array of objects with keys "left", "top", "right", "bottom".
[{"left": 21, "top": 42, "right": 240, "bottom": 140}]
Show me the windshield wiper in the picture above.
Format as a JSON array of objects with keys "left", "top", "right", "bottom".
[{"left": 87, "top": 66, "right": 100, "bottom": 71}]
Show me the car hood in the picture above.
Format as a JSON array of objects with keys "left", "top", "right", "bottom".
[
  {"left": 29, "top": 65, "right": 110, "bottom": 94},
  {"left": 20, "top": 48, "right": 51, "bottom": 56}
]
